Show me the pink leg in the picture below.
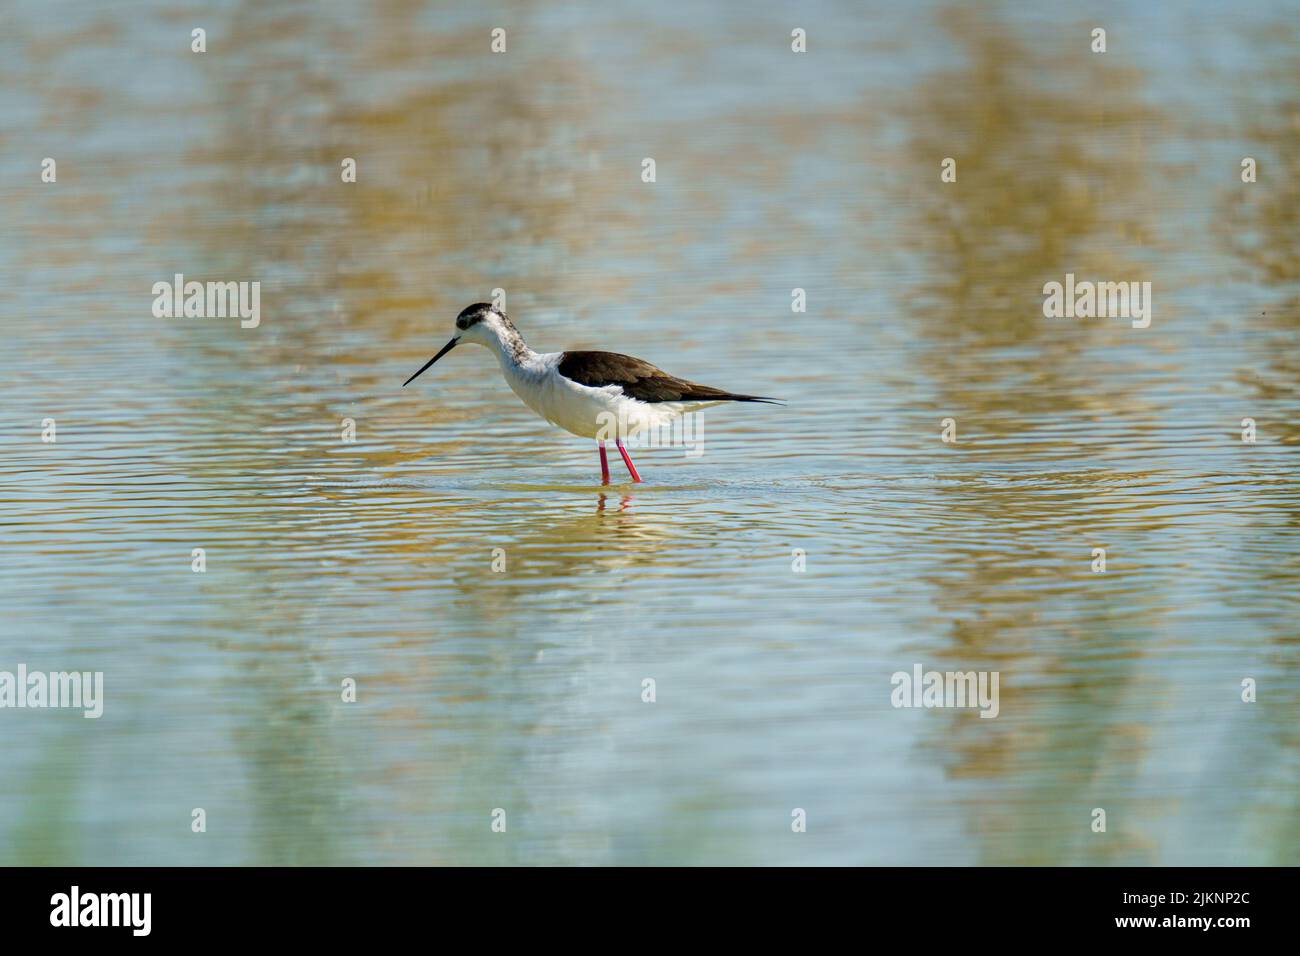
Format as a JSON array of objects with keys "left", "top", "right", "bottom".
[
  {"left": 616, "top": 438, "right": 643, "bottom": 483},
  {"left": 598, "top": 441, "right": 610, "bottom": 484}
]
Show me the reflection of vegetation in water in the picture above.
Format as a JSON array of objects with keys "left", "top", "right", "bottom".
[
  {"left": 3, "top": 730, "right": 85, "bottom": 865},
  {"left": 915, "top": 513, "right": 1166, "bottom": 864},
  {"left": 608, "top": 793, "right": 760, "bottom": 866},
  {"left": 901, "top": 6, "right": 1159, "bottom": 425},
  {"left": 188, "top": 0, "right": 600, "bottom": 362},
  {"left": 1221, "top": 24, "right": 1300, "bottom": 443},
  {"left": 1215, "top": 25, "right": 1300, "bottom": 862},
  {"left": 1219, "top": 22, "right": 1299, "bottom": 286},
  {"left": 233, "top": 665, "right": 351, "bottom": 864},
  {"left": 158, "top": 6, "right": 618, "bottom": 864},
  {"left": 899, "top": 6, "right": 1170, "bottom": 864},
  {"left": 125, "top": 1, "right": 615, "bottom": 522}
]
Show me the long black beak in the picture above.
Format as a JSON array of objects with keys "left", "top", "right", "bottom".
[{"left": 402, "top": 337, "right": 459, "bottom": 386}]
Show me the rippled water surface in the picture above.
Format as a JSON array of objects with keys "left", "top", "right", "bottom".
[{"left": 1, "top": 1, "right": 1297, "bottom": 865}]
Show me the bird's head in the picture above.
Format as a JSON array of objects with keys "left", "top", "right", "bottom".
[{"left": 402, "top": 303, "right": 514, "bottom": 386}]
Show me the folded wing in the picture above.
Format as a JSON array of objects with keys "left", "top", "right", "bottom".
[{"left": 558, "top": 351, "right": 779, "bottom": 404}]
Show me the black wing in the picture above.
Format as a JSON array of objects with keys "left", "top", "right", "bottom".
[{"left": 557, "top": 351, "right": 780, "bottom": 404}]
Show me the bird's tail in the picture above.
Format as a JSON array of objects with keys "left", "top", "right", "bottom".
[{"left": 722, "top": 393, "right": 785, "bottom": 406}]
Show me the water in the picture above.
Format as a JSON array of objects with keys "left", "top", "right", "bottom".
[{"left": 1, "top": 0, "right": 1297, "bottom": 865}]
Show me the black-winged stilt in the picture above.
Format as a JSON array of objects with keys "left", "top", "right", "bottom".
[{"left": 402, "top": 303, "right": 781, "bottom": 483}]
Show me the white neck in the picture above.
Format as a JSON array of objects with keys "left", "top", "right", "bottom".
[{"left": 481, "top": 316, "right": 538, "bottom": 370}]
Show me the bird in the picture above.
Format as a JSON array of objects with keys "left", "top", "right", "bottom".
[{"left": 402, "top": 303, "right": 781, "bottom": 484}]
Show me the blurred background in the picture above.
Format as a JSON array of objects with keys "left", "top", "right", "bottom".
[{"left": 0, "top": 0, "right": 1296, "bottom": 865}]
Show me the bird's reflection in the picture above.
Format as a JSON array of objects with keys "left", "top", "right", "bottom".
[{"left": 595, "top": 493, "right": 635, "bottom": 513}]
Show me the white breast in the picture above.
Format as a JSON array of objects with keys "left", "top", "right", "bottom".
[{"left": 499, "top": 352, "right": 689, "bottom": 440}]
